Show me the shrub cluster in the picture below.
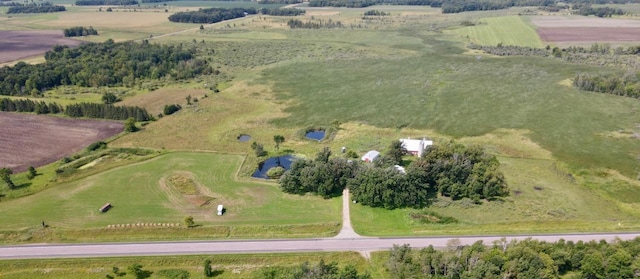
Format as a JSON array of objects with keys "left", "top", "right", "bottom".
[
  {"left": 7, "top": 3, "right": 65, "bottom": 13},
  {"left": 75, "top": 0, "right": 138, "bottom": 5},
  {"left": 259, "top": 7, "right": 305, "bottom": 16},
  {"left": 287, "top": 19, "right": 344, "bottom": 29},
  {"left": 63, "top": 26, "right": 98, "bottom": 37},
  {"left": 574, "top": 73, "right": 640, "bottom": 99}
]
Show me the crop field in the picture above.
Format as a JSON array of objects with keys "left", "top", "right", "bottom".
[
  {"left": 0, "top": 152, "right": 340, "bottom": 238},
  {"left": 530, "top": 15, "right": 640, "bottom": 45},
  {"left": 446, "top": 15, "right": 545, "bottom": 47},
  {"left": 0, "top": 30, "right": 82, "bottom": 63},
  {"left": 0, "top": 112, "right": 123, "bottom": 173}
]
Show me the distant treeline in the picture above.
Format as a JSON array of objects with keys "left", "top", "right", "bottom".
[
  {"left": 141, "top": 0, "right": 176, "bottom": 2},
  {"left": 307, "top": 0, "right": 640, "bottom": 13},
  {"left": 575, "top": 5, "right": 625, "bottom": 17},
  {"left": 7, "top": 3, "right": 66, "bottom": 13},
  {"left": 0, "top": 40, "right": 212, "bottom": 96},
  {"left": 75, "top": 0, "right": 138, "bottom": 5},
  {"left": 168, "top": 7, "right": 256, "bottom": 23},
  {"left": 287, "top": 18, "right": 343, "bottom": 28},
  {"left": 0, "top": 98, "right": 63, "bottom": 114},
  {"left": 259, "top": 7, "right": 305, "bottom": 16},
  {"left": 364, "top": 9, "right": 389, "bottom": 16},
  {"left": 0, "top": 1, "right": 25, "bottom": 6},
  {"left": 63, "top": 26, "right": 98, "bottom": 37},
  {"left": 0, "top": 98, "right": 151, "bottom": 121},
  {"left": 65, "top": 102, "right": 152, "bottom": 121},
  {"left": 257, "top": 0, "right": 302, "bottom": 3}
]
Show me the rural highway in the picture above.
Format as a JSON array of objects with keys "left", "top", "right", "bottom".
[{"left": 2, "top": 190, "right": 640, "bottom": 260}]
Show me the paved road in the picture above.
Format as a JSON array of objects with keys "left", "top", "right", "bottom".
[{"left": 2, "top": 233, "right": 640, "bottom": 259}]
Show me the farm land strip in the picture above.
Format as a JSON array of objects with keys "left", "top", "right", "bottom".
[
  {"left": 0, "top": 30, "right": 82, "bottom": 64},
  {"left": 445, "top": 15, "right": 544, "bottom": 48},
  {"left": 530, "top": 15, "right": 640, "bottom": 45}
]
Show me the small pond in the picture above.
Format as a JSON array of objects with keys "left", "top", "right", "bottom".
[
  {"left": 237, "top": 134, "right": 251, "bottom": 142},
  {"left": 305, "top": 130, "right": 325, "bottom": 141},
  {"left": 251, "top": 155, "right": 297, "bottom": 179}
]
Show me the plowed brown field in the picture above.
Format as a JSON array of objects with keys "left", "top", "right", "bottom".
[
  {"left": 530, "top": 16, "right": 640, "bottom": 44},
  {"left": 0, "top": 30, "right": 83, "bottom": 64},
  {"left": 0, "top": 112, "right": 123, "bottom": 172}
]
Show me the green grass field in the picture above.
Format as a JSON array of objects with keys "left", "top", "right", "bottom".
[
  {"left": 0, "top": 152, "right": 341, "bottom": 242},
  {"left": 445, "top": 15, "right": 545, "bottom": 47}
]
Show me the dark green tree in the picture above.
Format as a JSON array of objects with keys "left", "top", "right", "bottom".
[
  {"left": 273, "top": 135, "right": 285, "bottom": 152},
  {"left": 386, "top": 139, "right": 406, "bottom": 165},
  {"left": 102, "top": 93, "right": 120, "bottom": 104},
  {"left": 124, "top": 117, "right": 138, "bottom": 132},
  {"left": 0, "top": 168, "right": 15, "bottom": 189},
  {"left": 27, "top": 166, "right": 37, "bottom": 180},
  {"left": 203, "top": 259, "right": 213, "bottom": 277}
]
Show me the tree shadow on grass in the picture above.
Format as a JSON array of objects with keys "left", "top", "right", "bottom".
[{"left": 211, "top": 269, "right": 224, "bottom": 277}]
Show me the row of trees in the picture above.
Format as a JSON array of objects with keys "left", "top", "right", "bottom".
[
  {"left": 64, "top": 102, "right": 152, "bottom": 121},
  {"left": 574, "top": 4, "right": 625, "bottom": 17},
  {"left": 287, "top": 19, "right": 344, "bottom": 29},
  {"left": 386, "top": 237, "right": 640, "bottom": 279},
  {"left": 75, "top": 0, "right": 138, "bottom": 5},
  {"left": 63, "top": 26, "right": 98, "bottom": 37},
  {"left": 257, "top": 0, "right": 302, "bottom": 3},
  {"left": 7, "top": 3, "right": 65, "bottom": 13},
  {"left": 280, "top": 141, "right": 508, "bottom": 209},
  {"left": 364, "top": 9, "right": 389, "bottom": 16},
  {"left": 0, "top": 98, "right": 63, "bottom": 114},
  {"left": 573, "top": 72, "right": 640, "bottom": 99},
  {"left": 168, "top": 7, "right": 256, "bottom": 24},
  {"left": 258, "top": 7, "right": 305, "bottom": 16},
  {"left": 0, "top": 40, "right": 212, "bottom": 96},
  {"left": 259, "top": 259, "right": 371, "bottom": 279}
]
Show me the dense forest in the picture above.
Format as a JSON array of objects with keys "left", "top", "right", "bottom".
[
  {"left": 141, "top": 0, "right": 176, "bottom": 2},
  {"left": 385, "top": 237, "right": 640, "bottom": 279},
  {"left": 0, "top": 40, "right": 213, "bottom": 96},
  {"left": 259, "top": 259, "right": 371, "bottom": 279},
  {"left": 168, "top": 7, "right": 256, "bottom": 24},
  {"left": 75, "top": 0, "right": 138, "bottom": 5},
  {"left": 6, "top": 3, "right": 65, "bottom": 13},
  {"left": 257, "top": 0, "right": 302, "bottom": 3},
  {"left": 63, "top": 26, "right": 98, "bottom": 37},
  {"left": 280, "top": 141, "right": 508, "bottom": 208}
]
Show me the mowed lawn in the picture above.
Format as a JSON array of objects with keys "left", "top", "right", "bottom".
[
  {"left": 0, "top": 152, "right": 340, "bottom": 230},
  {"left": 446, "top": 16, "right": 545, "bottom": 47}
]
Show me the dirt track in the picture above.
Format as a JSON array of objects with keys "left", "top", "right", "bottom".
[
  {"left": 0, "top": 112, "right": 123, "bottom": 172},
  {"left": 0, "top": 30, "right": 83, "bottom": 64}
]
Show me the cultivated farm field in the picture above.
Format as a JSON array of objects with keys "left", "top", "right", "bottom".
[
  {"left": 0, "top": 112, "right": 122, "bottom": 173},
  {"left": 0, "top": 30, "right": 82, "bottom": 64}
]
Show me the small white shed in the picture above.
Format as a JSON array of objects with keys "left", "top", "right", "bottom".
[
  {"left": 361, "top": 150, "right": 380, "bottom": 162},
  {"left": 217, "top": 204, "right": 224, "bottom": 216}
]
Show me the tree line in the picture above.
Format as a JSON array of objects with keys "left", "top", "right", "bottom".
[
  {"left": 257, "top": 0, "right": 302, "bottom": 3},
  {"left": 573, "top": 73, "right": 640, "bottom": 99},
  {"left": 386, "top": 237, "right": 640, "bottom": 279},
  {"left": 364, "top": 9, "right": 389, "bottom": 16},
  {"left": 141, "top": 0, "right": 176, "bottom": 2},
  {"left": 287, "top": 18, "right": 344, "bottom": 29},
  {"left": 63, "top": 26, "right": 98, "bottom": 37},
  {"left": 574, "top": 4, "right": 625, "bottom": 17},
  {"left": 0, "top": 97, "right": 151, "bottom": 121},
  {"left": 64, "top": 102, "right": 152, "bottom": 121},
  {"left": 307, "top": 0, "right": 555, "bottom": 12},
  {"left": 0, "top": 98, "right": 63, "bottom": 114},
  {"left": 259, "top": 7, "right": 305, "bottom": 16},
  {"left": 0, "top": 39, "right": 212, "bottom": 96},
  {"left": 168, "top": 7, "right": 256, "bottom": 24},
  {"left": 75, "top": 0, "right": 138, "bottom": 5},
  {"left": 259, "top": 259, "right": 371, "bottom": 279},
  {"left": 280, "top": 141, "right": 508, "bottom": 209},
  {"left": 7, "top": 3, "right": 66, "bottom": 13}
]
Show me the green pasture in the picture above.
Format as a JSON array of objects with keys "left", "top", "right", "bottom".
[
  {"left": 0, "top": 252, "right": 373, "bottom": 279},
  {"left": 0, "top": 152, "right": 340, "bottom": 237},
  {"left": 445, "top": 15, "right": 544, "bottom": 47}
]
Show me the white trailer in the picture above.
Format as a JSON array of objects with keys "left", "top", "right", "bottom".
[{"left": 217, "top": 204, "right": 224, "bottom": 216}]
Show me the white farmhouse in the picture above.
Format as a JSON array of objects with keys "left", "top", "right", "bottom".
[{"left": 399, "top": 138, "right": 433, "bottom": 157}]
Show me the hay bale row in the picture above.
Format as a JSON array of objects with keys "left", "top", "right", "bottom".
[{"left": 106, "top": 223, "right": 181, "bottom": 228}]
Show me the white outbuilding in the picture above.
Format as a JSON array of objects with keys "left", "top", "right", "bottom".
[{"left": 361, "top": 150, "right": 380, "bottom": 162}]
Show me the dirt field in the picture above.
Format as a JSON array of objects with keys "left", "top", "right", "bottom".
[
  {"left": 119, "top": 88, "right": 209, "bottom": 115},
  {"left": 537, "top": 27, "right": 640, "bottom": 42},
  {"left": 530, "top": 16, "right": 640, "bottom": 43},
  {"left": 0, "top": 30, "right": 83, "bottom": 64},
  {"left": 0, "top": 112, "right": 123, "bottom": 173}
]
